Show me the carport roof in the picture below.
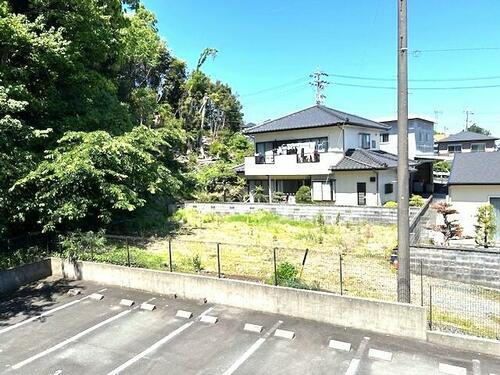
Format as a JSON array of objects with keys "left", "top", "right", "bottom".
[
  {"left": 449, "top": 152, "right": 500, "bottom": 185},
  {"left": 330, "top": 149, "right": 418, "bottom": 171},
  {"left": 244, "top": 105, "right": 389, "bottom": 135}
]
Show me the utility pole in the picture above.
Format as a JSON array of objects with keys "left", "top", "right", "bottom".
[
  {"left": 397, "top": 0, "right": 411, "bottom": 303},
  {"left": 309, "top": 69, "right": 330, "bottom": 105}
]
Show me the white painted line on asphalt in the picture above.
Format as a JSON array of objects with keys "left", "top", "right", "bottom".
[
  {"left": 222, "top": 320, "right": 283, "bottom": 375},
  {"left": 106, "top": 307, "right": 213, "bottom": 375},
  {"left": 345, "top": 336, "right": 370, "bottom": 375},
  {"left": 368, "top": 348, "right": 393, "bottom": 362},
  {"left": 11, "top": 309, "right": 132, "bottom": 369},
  {"left": 120, "top": 299, "right": 135, "bottom": 307},
  {"left": 140, "top": 303, "right": 156, "bottom": 311},
  {"left": 438, "top": 363, "right": 467, "bottom": 375},
  {"left": 0, "top": 288, "right": 106, "bottom": 335},
  {"left": 89, "top": 293, "right": 104, "bottom": 301},
  {"left": 176, "top": 310, "right": 193, "bottom": 319},
  {"left": 274, "top": 329, "right": 295, "bottom": 339},
  {"left": 329, "top": 339, "right": 351, "bottom": 352},
  {"left": 200, "top": 315, "right": 218, "bottom": 324},
  {"left": 244, "top": 323, "right": 263, "bottom": 333},
  {"left": 472, "top": 359, "right": 480, "bottom": 375}
]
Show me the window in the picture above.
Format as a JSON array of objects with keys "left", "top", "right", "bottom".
[
  {"left": 425, "top": 132, "right": 430, "bottom": 141},
  {"left": 471, "top": 143, "right": 486, "bottom": 152},
  {"left": 381, "top": 133, "right": 389, "bottom": 143},
  {"left": 385, "top": 183, "right": 394, "bottom": 194},
  {"left": 371, "top": 140, "right": 376, "bottom": 149},
  {"left": 359, "top": 133, "right": 371, "bottom": 149},
  {"left": 447, "top": 144, "right": 462, "bottom": 153}
]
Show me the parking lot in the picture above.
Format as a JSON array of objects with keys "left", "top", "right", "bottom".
[{"left": 0, "top": 278, "right": 498, "bottom": 375}]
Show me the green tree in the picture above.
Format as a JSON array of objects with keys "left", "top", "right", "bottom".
[
  {"left": 194, "top": 161, "right": 246, "bottom": 202},
  {"left": 433, "top": 160, "right": 451, "bottom": 173},
  {"left": 474, "top": 204, "right": 496, "bottom": 248},
  {"left": 296, "top": 186, "right": 312, "bottom": 204},
  {"left": 468, "top": 124, "right": 491, "bottom": 136}
]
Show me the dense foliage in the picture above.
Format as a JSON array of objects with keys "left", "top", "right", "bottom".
[
  {"left": 433, "top": 160, "right": 451, "bottom": 173},
  {"left": 0, "top": 0, "right": 250, "bottom": 237},
  {"left": 474, "top": 204, "right": 496, "bottom": 248}
]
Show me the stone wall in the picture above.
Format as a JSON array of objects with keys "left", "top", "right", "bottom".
[
  {"left": 184, "top": 202, "right": 421, "bottom": 225},
  {"left": 410, "top": 245, "right": 500, "bottom": 289}
]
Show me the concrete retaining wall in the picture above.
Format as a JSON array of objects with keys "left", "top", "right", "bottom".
[
  {"left": 184, "top": 202, "right": 421, "bottom": 225},
  {"left": 51, "top": 257, "right": 427, "bottom": 340},
  {"left": 0, "top": 259, "right": 52, "bottom": 295},
  {"left": 410, "top": 246, "right": 500, "bottom": 289},
  {"left": 427, "top": 331, "right": 500, "bottom": 358}
]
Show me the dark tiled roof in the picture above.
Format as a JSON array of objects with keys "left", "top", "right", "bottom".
[
  {"left": 234, "top": 163, "right": 245, "bottom": 173},
  {"left": 331, "top": 149, "right": 418, "bottom": 171},
  {"left": 437, "top": 131, "right": 498, "bottom": 143},
  {"left": 245, "top": 105, "right": 389, "bottom": 134},
  {"left": 448, "top": 152, "right": 500, "bottom": 185}
]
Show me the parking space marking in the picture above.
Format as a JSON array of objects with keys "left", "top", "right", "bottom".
[
  {"left": 472, "top": 359, "right": 480, "bottom": 375},
  {"left": 222, "top": 320, "right": 283, "bottom": 375},
  {"left": 368, "top": 348, "right": 393, "bottom": 362},
  {"left": 438, "top": 363, "right": 467, "bottom": 375},
  {"left": 106, "top": 307, "right": 213, "bottom": 375},
  {"left": 11, "top": 297, "right": 155, "bottom": 370},
  {"left": 345, "top": 336, "right": 370, "bottom": 375},
  {"left": 329, "top": 339, "right": 351, "bottom": 352},
  {"left": 0, "top": 288, "right": 108, "bottom": 335}
]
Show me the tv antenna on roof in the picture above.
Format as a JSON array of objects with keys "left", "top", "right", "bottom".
[{"left": 309, "top": 68, "right": 330, "bottom": 105}]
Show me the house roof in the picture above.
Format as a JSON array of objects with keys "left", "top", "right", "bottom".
[
  {"left": 234, "top": 163, "right": 245, "bottom": 173},
  {"left": 330, "top": 149, "right": 418, "bottom": 171},
  {"left": 448, "top": 152, "right": 500, "bottom": 185},
  {"left": 244, "top": 105, "right": 389, "bottom": 135},
  {"left": 436, "top": 130, "right": 498, "bottom": 143}
]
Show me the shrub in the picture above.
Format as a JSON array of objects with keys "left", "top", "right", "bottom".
[
  {"left": 409, "top": 195, "right": 425, "bottom": 207},
  {"left": 475, "top": 204, "right": 496, "bottom": 248},
  {"left": 383, "top": 201, "right": 398, "bottom": 208},
  {"left": 252, "top": 185, "right": 266, "bottom": 203},
  {"left": 272, "top": 191, "right": 285, "bottom": 203},
  {"left": 295, "top": 186, "right": 312, "bottom": 204},
  {"left": 59, "top": 231, "right": 107, "bottom": 260},
  {"left": 433, "top": 160, "right": 451, "bottom": 173},
  {"left": 191, "top": 254, "right": 204, "bottom": 272}
]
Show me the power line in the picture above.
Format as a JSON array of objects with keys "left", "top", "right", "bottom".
[
  {"left": 330, "top": 73, "right": 500, "bottom": 82},
  {"left": 240, "top": 77, "right": 308, "bottom": 97},
  {"left": 309, "top": 69, "right": 330, "bottom": 104},
  {"left": 411, "top": 47, "right": 500, "bottom": 57},
  {"left": 334, "top": 81, "right": 500, "bottom": 90}
]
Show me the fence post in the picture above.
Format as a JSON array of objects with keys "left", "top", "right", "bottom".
[
  {"left": 217, "top": 243, "right": 221, "bottom": 278},
  {"left": 273, "top": 247, "right": 278, "bottom": 286},
  {"left": 429, "top": 285, "right": 433, "bottom": 330},
  {"left": 420, "top": 260, "right": 424, "bottom": 306},
  {"left": 126, "top": 239, "right": 131, "bottom": 267},
  {"left": 168, "top": 239, "right": 173, "bottom": 272},
  {"left": 339, "top": 254, "right": 343, "bottom": 295},
  {"left": 299, "top": 248, "right": 309, "bottom": 279}
]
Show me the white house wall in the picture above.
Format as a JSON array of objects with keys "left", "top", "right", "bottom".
[
  {"left": 334, "top": 170, "right": 378, "bottom": 206},
  {"left": 343, "top": 126, "right": 381, "bottom": 150},
  {"left": 378, "top": 169, "right": 398, "bottom": 204},
  {"left": 449, "top": 185, "right": 500, "bottom": 236}
]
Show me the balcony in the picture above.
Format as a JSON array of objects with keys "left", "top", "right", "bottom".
[{"left": 245, "top": 151, "right": 343, "bottom": 177}]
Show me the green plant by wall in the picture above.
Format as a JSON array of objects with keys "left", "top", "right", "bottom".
[
  {"left": 295, "top": 186, "right": 312, "bottom": 204},
  {"left": 409, "top": 195, "right": 425, "bottom": 207},
  {"left": 383, "top": 201, "right": 398, "bottom": 208},
  {"left": 475, "top": 204, "right": 496, "bottom": 248},
  {"left": 253, "top": 185, "right": 265, "bottom": 203}
]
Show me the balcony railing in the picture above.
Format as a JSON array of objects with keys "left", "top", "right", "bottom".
[
  {"left": 255, "top": 154, "right": 275, "bottom": 164},
  {"left": 296, "top": 152, "right": 320, "bottom": 163}
]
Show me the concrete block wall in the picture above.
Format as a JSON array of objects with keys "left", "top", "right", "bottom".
[
  {"left": 0, "top": 259, "right": 52, "bottom": 295},
  {"left": 410, "top": 246, "right": 500, "bottom": 289},
  {"left": 184, "top": 202, "right": 421, "bottom": 225},
  {"left": 51, "top": 258, "right": 427, "bottom": 340}
]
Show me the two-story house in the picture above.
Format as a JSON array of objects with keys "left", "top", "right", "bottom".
[
  {"left": 378, "top": 117, "right": 435, "bottom": 160},
  {"left": 241, "top": 105, "right": 425, "bottom": 206},
  {"left": 435, "top": 130, "right": 498, "bottom": 160}
]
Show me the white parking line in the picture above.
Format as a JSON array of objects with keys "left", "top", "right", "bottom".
[
  {"left": 222, "top": 320, "right": 283, "bottom": 375},
  {"left": 345, "top": 337, "right": 370, "bottom": 375},
  {"left": 329, "top": 339, "right": 351, "bottom": 352},
  {"left": 368, "top": 348, "right": 393, "bottom": 362},
  {"left": 0, "top": 288, "right": 107, "bottom": 336},
  {"left": 439, "top": 363, "right": 467, "bottom": 375},
  {"left": 11, "top": 296, "right": 154, "bottom": 370},
  {"left": 106, "top": 307, "right": 213, "bottom": 375}
]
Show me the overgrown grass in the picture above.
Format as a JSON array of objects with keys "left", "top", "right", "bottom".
[
  {"left": 0, "top": 247, "right": 50, "bottom": 271},
  {"left": 432, "top": 308, "right": 498, "bottom": 340}
]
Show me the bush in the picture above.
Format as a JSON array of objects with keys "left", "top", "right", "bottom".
[
  {"left": 433, "top": 160, "right": 451, "bottom": 173},
  {"left": 475, "top": 204, "right": 496, "bottom": 248},
  {"left": 295, "top": 186, "right": 312, "bottom": 204},
  {"left": 272, "top": 191, "right": 285, "bottom": 203},
  {"left": 383, "top": 201, "right": 397, "bottom": 208},
  {"left": 59, "top": 231, "right": 107, "bottom": 260},
  {"left": 409, "top": 195, "right": 425, "bottom": 207}
]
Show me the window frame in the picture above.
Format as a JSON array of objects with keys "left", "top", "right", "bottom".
[
  {"left": 359, "top": 133, "right": 371, "bottom": 149},
  {"left": 471, "top": 143, "right": 486, "bottom": 152},
  {"left": 447, "top": 144, "right": 462, "bottom": 154},
  {"left": 380, "top": 133, "right": 389, "bottom": 143}
]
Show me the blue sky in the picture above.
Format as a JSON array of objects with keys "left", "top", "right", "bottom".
[{"left": 143, "top": 0, "right": 500, "bottom": 134}]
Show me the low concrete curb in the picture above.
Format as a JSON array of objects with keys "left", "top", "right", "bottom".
[{"left": 427, "top": 331, "right": 500, "bottom": 358}]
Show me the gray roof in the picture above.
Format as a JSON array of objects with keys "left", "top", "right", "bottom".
[
  {"left": 234, "top": 163, "right": 245, "bottom": 173},
  {"left": 437, "top": 130, "right": 498, "bottom": 143},
  {"left": 330, "top": 149, "right": 418, "bottom": 171},
  {"left": 448, "top": 152, "right": 500, "bottom": 185},
  {"left": 245, "top": 105, "right": 389, "bottom": 135}
]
